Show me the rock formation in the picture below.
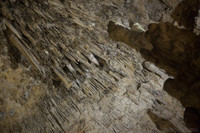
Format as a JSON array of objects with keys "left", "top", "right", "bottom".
[{"left": 0, "top": 0, "right": 200, "bottom": 132}]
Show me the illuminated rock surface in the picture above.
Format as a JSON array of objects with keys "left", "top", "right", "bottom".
[{"left": 0, "top": 0, "right": 200, "bottom": 132}]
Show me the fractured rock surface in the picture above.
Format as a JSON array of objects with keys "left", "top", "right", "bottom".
[{"left": 0, "top": 0, "right": 199, "bottom": 132}]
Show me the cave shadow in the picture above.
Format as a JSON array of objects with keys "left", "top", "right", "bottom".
[
  {"left": 171, "top": 0, "right": 199, "bottom": 31},
  {"left": 108, "top": 20, "right": 200, "bottom": 133},
  {"left": 147, "top": 110, "right": 182, "bottom": 133}
]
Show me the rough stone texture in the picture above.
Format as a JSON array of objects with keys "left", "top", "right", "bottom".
[{"left": 0, "top": 0, "right": 200, "bottom": 133}]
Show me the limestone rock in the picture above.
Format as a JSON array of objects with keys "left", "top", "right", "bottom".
[{"left": 0, "top": 0, "right": 199, "bottom": 133}]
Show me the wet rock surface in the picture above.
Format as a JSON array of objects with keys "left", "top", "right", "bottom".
[{"left": 0, "top": 0, "right": 200, "bottom": 132}]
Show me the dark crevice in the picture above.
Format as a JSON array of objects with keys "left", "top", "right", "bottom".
[
  {"left": 93, "top": 54, "right": 108, "bottom": 71},
  {"left": 184, "top": 107, "right": 200, "bottom": 132},
  {"left": 171, "top": 0, "right": 199, "bottom": 30},
  {"left": 4, "top": 30, "right": 21, "bottom": 69}
]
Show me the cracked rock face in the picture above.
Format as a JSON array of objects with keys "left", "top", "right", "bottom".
[{"left": 0, "top": 0, "right": 200, "bottom": 133}]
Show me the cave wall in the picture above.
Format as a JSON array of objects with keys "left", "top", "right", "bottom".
[{"left": 0, "top": 0, "right": 200, "bottom": 132}]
